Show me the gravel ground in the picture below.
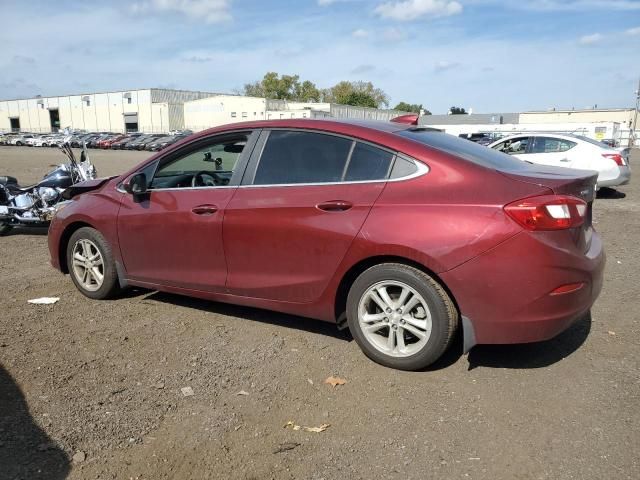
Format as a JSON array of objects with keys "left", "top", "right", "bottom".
[{"left": 0, "top": 146, "right": 638, "bottom": 480}]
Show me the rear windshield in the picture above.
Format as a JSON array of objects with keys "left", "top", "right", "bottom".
[
  {"left": 574, "top": 135, "right": 610, "bottom": 149},
  {"left": 397, "top": 130, "right": 529, "bottom": 171}
]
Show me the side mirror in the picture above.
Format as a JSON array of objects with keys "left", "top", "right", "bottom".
[{"left": 124, "top": 173, "right": 148, "bottom": 195}]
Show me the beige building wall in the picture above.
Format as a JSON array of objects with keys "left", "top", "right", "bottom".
[
  {"left": 265, "top": 109, "right": 313, "bottom": 120},
  {"left": 184, "top": 96, "right": 334, "bottom": 131},
  {"left": 184, "top": 95, "right": 268, "bottom": 131},
  {"left": 0, "top": 88, "right": 218, "bottom": 133},
  {"left": 520, "top": 109, "right": 635, "bottom": 126}
]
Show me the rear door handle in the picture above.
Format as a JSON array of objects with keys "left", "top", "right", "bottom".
[
  {"left": 191, "top": 204, "right": 218, "bottom": 215},
  {"left": 316, "top": 200, "right": 353, "bottom": 212}
]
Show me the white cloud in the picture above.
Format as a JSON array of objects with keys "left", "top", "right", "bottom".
[
  {"left": 318, "top": 0, "right": 337, "bottom": 5},
  {"left": 352, "top": 28, "right": 369, "bottom": 38},
  {"left": 132, "top": 0, "right": 232, "bottom": 23},
  {"left": 351, "top": 64, "right": 376, "bottom": 74},
  {"left": 626, "top": 26, "right": 640, "bottom": 35},
  {"left": 434, "top": 60, "right": 459, "bottom": 72},
  {"left": 374, "top": 0, "right": 462, "bottom": 21},
  {"left": 579, "top": 33, "right": 603, "bottom": 45},
  {"left": 467, "top": 0, "right": 640, "bottom": 11},
  {"left": 382, "top": 27, "right": 408, "bottom": 41}
]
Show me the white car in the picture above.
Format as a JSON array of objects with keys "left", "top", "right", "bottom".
[
  {"left": 34, "top": 135, "right": 64, "bottom": 147},
  {"left": 7, "top": 134, "right": 35, "bottom": 146},
  {"left": 488, "top": 133, "right": 631, "bottom": 188},
  {"left": 32, "top": 135, "right": 54, "bottom": 147},
  {"left": 24, "top": 136, "right": 41, "bottom": 146}
]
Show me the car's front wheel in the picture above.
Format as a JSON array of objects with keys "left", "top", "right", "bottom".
[
  {"left": 347, "top": 263, "right": 458, "bottom": 371},
  {"left": 66, "top": 227, "right": 121, "bottom": 300},
  {"left": 0, "top": 223, "right": 12, "bottom": 236}
]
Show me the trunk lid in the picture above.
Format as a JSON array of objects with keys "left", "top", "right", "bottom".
[{"left": 499, "top": 165, "right": 598, "bottom": 252}]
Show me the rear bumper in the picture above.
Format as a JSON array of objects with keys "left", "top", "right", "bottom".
[
  {"left": 598, "top": 166, "right": 630, "bottom": 188},
  {"left": 441, "top": 230, "right": 605, "bottom": 345}
]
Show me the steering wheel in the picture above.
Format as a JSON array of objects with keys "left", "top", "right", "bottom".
[{"left": 191, "top": 171, "right": 217, "bottom": 187}]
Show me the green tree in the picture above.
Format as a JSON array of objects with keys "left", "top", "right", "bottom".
[
  {"left": 243, "top": 74, "right": 390, "bottom": 108},
  {"left": 449, "top": 106, "right": 467, "bottom": 115},
  {"left": 393, "top": 102, "right": 431, "bottom": 114},
  {"left": 243, "top": 72, "right": 321, "bottom": 101},
  {"left": 323, "top": 81, "right": 389, "bottom": 108},
  {"left": 343, "top": 91, "right": 378, "bottom": 108},
  {"left": 295, "top": 80, "right": 321, "bottom": 102}
]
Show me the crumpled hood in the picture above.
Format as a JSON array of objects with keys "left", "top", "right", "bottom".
[{"left": 62, "top": 176, "right": 116, "bottom": 200}]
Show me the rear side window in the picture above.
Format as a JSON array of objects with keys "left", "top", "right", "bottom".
[
  {"left": 397, "top": 130, "right": 530, "bottom": 171},
  {"left": 531, "top": 137, "right": 577, "bottom": 153},
  {"left": 344, "top": 143, "right": 394, "bottom": 181},
  {"left": 254, "top": 131, "right": 352, "bottom": 185}
]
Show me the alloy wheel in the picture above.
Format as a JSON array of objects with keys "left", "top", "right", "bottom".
[
  {"left": 358, "top": 280, "right": 432, "bottom": 357},
  {"left": 71, "top": 239, "right": 105, "bottom": 292}
]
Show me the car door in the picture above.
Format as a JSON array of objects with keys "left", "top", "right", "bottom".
[
  {"left": 525, "top": 136, "right": 578, "bottom": 168},
  {"left": 222, "top": 129, "right": 395, "bottom": 303},
  {"left": 117, "top": 130, "right": 258, "bottom": 292}
]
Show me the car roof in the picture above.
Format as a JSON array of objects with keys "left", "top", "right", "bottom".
[{"left": 490, "top": 132, "right": 585, "bottom": 142}]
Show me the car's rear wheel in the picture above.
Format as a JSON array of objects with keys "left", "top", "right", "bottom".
[
  {"left": 66, "top": 227, "right": 121, "bottom": 300},
  {"left": 346, "top": 263, "right": 458, "bottom": 371}
]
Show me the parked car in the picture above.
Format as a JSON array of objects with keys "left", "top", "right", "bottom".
[
  {"left": 133, "top": 134, "right": 164, "bottom": 150},
  {"left": 123, "top": 134, "right": 163, "bottom": 151},
  {"left": 111, "top": 133, "right": 144, "bottom": 150},
  {"left": 98, "top": 135, "right": 126, "bottom": 149},
  {"left": 7, "top": 134, "right": 35, "bottom": 146},
  {"left": 125, "top": 134, "right": 155, "bottom": 150},
  {"left": 86, "top": 134, "right": 115, "bottom": 149},
  {"left": 458, "top": 133, "right": 499, "bottom": 146},
  {"left": 145, "top": 134, "right": 188, "bottom": 151},
  {"left": 32, "top": 135, "right": 56, "bottom": 147},
  {"left": 48, "top": 119, "right": 604, "bottom": 371},
  {"left": 488, "top": 133, "right": 630, "bottom": 188}
]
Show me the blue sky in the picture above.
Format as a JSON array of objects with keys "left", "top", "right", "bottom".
[{"left": 1, "top": 0, "right": 639, "bottom": 113}]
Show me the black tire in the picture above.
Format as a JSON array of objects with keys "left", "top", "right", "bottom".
[
  {"left": 66, "top": 227, "right": 121, "bottom": 300},
  {"left": 0, "top": 223, "right": 12, "bottom": 236},
  {"left": 346, "top": 263, "right": 458, "bottom": 371},
  {"left": 15, "top": 142, "right": 22, "bottom": 146}
]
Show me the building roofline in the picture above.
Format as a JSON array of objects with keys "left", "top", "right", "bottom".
[
  {"left": 0, "top": 87, "right": 229, "bottom": 103},
  {"left": 523, "top": 107, "right": 634, "bottom": 113}
]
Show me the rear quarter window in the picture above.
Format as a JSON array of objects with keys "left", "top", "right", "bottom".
[{"left": 397, "top": 130, "right": 530, "bottom": 171}]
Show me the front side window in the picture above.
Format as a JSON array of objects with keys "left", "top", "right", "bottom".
[
  {"left": 150, "top": 134, "right": 248, "bottom": 189},
  {"left": 253, "top": 131, "right": 352, "bottom": 185},
  {"left": 492, "top": 137, "right": 529, "bottom": 155}
]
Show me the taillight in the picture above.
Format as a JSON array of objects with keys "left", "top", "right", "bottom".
[
  {"left": 504, "top": 195, "right": 587, "bottom": 231},
  {"left": 602, "top": 153, "right": 624, "bottom": 166}
]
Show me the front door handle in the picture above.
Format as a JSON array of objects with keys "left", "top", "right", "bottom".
[
  {"left": 316, "top": 200, "right": 353, "bottom": 212},
  {"left": 192, "top": 204, "right": 218, "bottom": 215},
  {"left": 560, "top": 158, "right": 570, "bottom": 162}
]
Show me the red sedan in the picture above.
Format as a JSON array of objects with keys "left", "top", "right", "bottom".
[{"left": 48, "top": 119, "right": 604, "bottom": 370}]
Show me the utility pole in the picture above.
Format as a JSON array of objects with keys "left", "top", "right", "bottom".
[{"left": 632, "top": 77, "right": 640, "bottom": 147}]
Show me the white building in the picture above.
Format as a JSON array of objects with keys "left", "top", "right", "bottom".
[
  {"left": 183, "top": 96, "right": 410, "bottom": 132},
  {"left": 0, "top": 88, "right": 413, "bottom": 134},
  {"left": 183, "top": 96, "right": 332, "bottom": 131},
  {"left": 0, "top": 88, "right": 219, "bottom": 134}
]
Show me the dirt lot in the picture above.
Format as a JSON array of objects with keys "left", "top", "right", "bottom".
[{"left": 0, "top": 146, "right": 638, "bottom": 480}]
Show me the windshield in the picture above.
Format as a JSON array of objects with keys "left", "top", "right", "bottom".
[{"left": 396, "top": 130, "right": 530, "bottom": 171}]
